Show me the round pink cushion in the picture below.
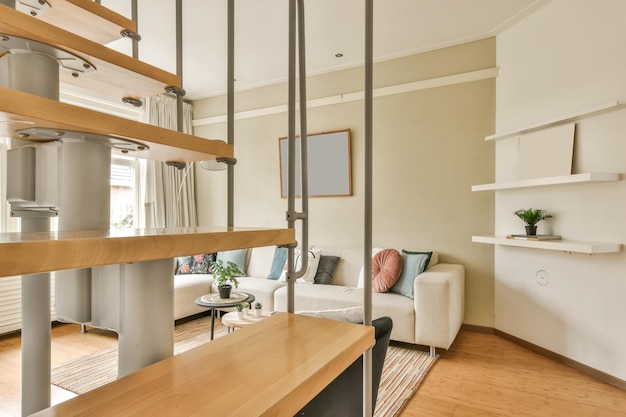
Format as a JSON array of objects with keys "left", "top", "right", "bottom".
[{"left": 371, "top": 249, "right": 402, "bottom": 293}]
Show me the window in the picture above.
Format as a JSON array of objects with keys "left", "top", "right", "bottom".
[{"left": 111, "top": 156, "right": 140, "bottom": 229}]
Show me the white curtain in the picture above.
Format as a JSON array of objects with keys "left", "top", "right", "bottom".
[{"left": 140, "top": 95, "right": 197, "bottom": 228}]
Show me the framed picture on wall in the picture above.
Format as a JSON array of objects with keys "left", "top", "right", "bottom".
[{"left": 278, "top": 129, "right": 352, "bottom": 198}]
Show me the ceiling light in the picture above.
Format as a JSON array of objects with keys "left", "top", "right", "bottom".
[{"left": 335, "top": 53, "right": 343, "bottom": 58}]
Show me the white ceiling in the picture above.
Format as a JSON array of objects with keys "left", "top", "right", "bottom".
[{"left": 103, "top": 0, "right": 548, "bottom": 100}]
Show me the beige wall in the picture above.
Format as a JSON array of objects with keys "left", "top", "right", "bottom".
[
  {"left": 495, "top": 0, "right": 626, "bottom": 379},
  {"left": 193, "top": 38, "right": 496, "bottom": 327}
]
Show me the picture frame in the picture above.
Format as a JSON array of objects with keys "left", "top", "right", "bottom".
[{"left": 278, "top": 129, "right": 352, "bottom": 198}]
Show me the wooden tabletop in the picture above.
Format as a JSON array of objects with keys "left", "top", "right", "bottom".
[
  {"left": 33, "top": 313, "right": 375, "bottom": 417},
  {"left": 0, "top": 226, "right": 295, "bottom": 278}
]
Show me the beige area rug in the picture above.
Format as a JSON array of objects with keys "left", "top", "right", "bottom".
[{"left": 51, "top": 316, "right": 436, "bottom": 417}]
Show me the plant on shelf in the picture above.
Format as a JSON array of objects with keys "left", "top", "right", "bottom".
[
  {"left": 211, "top": 260, "right": 243, "bottom": 299},
  {"left": 514, "top": 208, "right": 553, "bottom": 235},
  {"left": 254, "top": 302, "right": 263, "bottom": 317}
]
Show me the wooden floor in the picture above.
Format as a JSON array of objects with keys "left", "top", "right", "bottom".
[{"left": 0, "top": 322, "right": 624, "bottom": 416}]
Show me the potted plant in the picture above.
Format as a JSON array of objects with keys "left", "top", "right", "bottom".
[
  {"left": 241, "top": 301, "right": 250, "bottom": 315},
  {"left": 514, "top": 208, "right": 553, "bottom": 235},
  {"left": 236, "top": 302, "right": 245, "bottom": 319},
  {"left": 211, "top": 259, "right": 243, "bottom": 299},
  {"left": 253, "top": 302, "right": 263, "bottom": 317}
]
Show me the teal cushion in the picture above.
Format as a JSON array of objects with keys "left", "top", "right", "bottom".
[
  {"left": 176, "top": 253, "right": 216, "bottom": 275},
  {"left": 314, "top": 255, "right": 341, "bottom": 284},
  {"left": 216, "top": 249, "right": 249, "bottom": 275},
  {"left": 389, "top": 250, "right": 432, "bottom": 298},
  {"left": 268, "top": 247, "right": 288, "bottom": 279}
]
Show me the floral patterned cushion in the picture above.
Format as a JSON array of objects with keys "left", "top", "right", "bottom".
[{"left": 175, "top": 253, "right": 216, "bottom": 275}]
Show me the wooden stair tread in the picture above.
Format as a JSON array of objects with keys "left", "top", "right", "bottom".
[
  {"left": 0, "top": 226, "right": 296, "bottom": 278},
  {"left": 0, "top": 87, "right": 230, "bottom": 162},
  {"left": 32, "top": 313, "right": 373, "bottom": 417},
  {"left": 27, "top": 0, "right": 136, "bottom": 45},
  {"left": 1, "top": 5, "right": 178, "bottom": 100}
]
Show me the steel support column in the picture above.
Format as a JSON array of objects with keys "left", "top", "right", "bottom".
[
  {"left": 363, "top": 0, "right": 375, "bottom": 415},
  {"left": 1, "top": 49, "right": 56, "bottom": 417}
]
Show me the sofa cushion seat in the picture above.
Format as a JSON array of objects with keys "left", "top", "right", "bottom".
[
  {"left": 174, "top": 274, "right": 213, "bottom": 320},
  {"left": 217, "top": 277, "right": 286, "bottom": 311}
]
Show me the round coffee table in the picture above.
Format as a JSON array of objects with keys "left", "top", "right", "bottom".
[
  {"left": 195, "top": 292, "right": 255, "bottom": 340},
  {"left": 221, "top": 310, "right": 270, "bottom": 331}
]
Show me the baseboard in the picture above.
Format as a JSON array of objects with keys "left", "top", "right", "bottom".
[
  {"left": 461, "top": 323, "right": 494, "bottom": 334},
  {"left": 493, "top": 329, "right": 626, "bottom": 391}
]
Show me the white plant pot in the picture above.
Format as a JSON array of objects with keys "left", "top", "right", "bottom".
[
  {"left": 254, "top": 309, "right": 262, "bottom": 317},
  {"left": 237, "top": 311, "right": 245, "bottom": 319}
]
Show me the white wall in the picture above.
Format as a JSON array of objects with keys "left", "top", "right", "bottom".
[
  {"left": 193, "top": 39, "right": 496, "bottom": 327},
  {"left": 495, "top": 0, "right": 626, "bottom": 379}
]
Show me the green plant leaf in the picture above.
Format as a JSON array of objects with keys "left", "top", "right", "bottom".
[{"left": 514, "top": 208, "right": 553, "bottom": 226}]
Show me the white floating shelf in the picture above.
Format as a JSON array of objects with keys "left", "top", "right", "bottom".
[
  {"left": 471, "top": 173, "right": 621, "bottom": 192},
  {"left": 472, "top": 236, "right": 622, "bottom": 254},
  {"left": 486, "top": 100, "right": 626, "bottom": 142}
]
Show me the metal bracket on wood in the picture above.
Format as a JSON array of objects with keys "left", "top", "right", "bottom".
[
  {"left": 0, "top": 34, "right": 96, "bottom": 77},
  {"left": 120, "top": 29, "right": 142, "bottom": 42},
  {"left": 16, "top": 127, "right": 148, "bottom": 153},
  {"left": 279, "top": 242, "right": 298, "bottom": 249},
  {"left": 122, "top": 97, "right": 143, "bottom": 107},
  {"left": 165, "top": 85, "right": 186, "bottom": 97},
  {"left": 16, "top": 0, "right": 51, "bottom": 17},
  {"left": 216, "top": 157, "right": 237, "bottom": 166}
]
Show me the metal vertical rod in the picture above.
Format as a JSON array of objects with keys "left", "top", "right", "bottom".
[
  {"left": 296, "top": 0, "right": 309, "bottom": 279},
  {"left": 363, "top": 0, "right": 374, "bottom": 416},
  {"left": 286, "top": 0, "right": 297, "bottom": 313},
  {"left": 227, "top": 0, "right": 235, "bottom": 228},
  {"left": 175, "top": 0, "right": 184, "bottom": 133},
  {"left": 131, "top": 0, "right": 138, "bottom": 59}
]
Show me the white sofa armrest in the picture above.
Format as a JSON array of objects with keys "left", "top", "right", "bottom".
[{"left": 413, "top": 263, "right": 465, "bottom": 350}]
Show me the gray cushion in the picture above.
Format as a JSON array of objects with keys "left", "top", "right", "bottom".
[{"left": 314, "top": 255, "right": 340, "bottom": 284}]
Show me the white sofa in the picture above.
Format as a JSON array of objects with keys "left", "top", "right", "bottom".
[{"left": 174, "top": 245, "right": 465, "bottom": 351}]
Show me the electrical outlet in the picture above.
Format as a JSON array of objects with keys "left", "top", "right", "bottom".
[{"left": 536, "top": 270, "right": 549, "bottom": 286}]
